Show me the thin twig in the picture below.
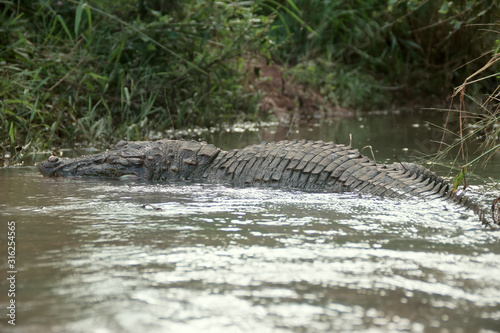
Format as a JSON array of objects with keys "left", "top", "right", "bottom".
[
  {"left": 362, "top": 145, "right": 376, "bottom": 164},
  {"left": 393, "top": 155, "right": 408, "bottom": 172}
]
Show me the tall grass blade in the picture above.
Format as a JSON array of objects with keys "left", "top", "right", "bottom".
[
  {"left": 56, "top": 14, "right": 73, "bottom": 41},
  {"left": 75, "top": 0, "right": 84, "bottom": 37}
]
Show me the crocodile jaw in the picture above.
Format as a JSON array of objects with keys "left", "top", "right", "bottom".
[{"left": 38, "top": 153, "right": 148, "bottom": 179}]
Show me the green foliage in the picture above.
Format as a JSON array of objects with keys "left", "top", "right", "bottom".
[
  {"left": 452, "top": 166, "right": 467, "bottom": 191},
  {"left": 287, "top": 60, "right": 383, "bottom": 108},
  {"left": 269, "top": 0, "right": 499, "bottom": 107},
  {"left": 0, "top": 0, "right": 273, "bottom": 161},
  {"left": 2, "top": 0, "right": 499, "bottom": 165},
  {"left": 433, "top": 50, "right": 500, "bottom": 173}
]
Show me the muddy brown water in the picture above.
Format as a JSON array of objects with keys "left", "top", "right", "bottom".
[{"left": 1, "top": 111, "right": 500, "bottom": 332}]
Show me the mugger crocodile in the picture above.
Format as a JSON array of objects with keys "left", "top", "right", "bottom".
[{"left": 38, "top": 139, "right": 496, "bottom": 227}]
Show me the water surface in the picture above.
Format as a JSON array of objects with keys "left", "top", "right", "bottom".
[{"left": 1, "top": 111, "right": 500, "bottom": 332}]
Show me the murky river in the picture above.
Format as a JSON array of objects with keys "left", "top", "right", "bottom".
[{"left": 1, "top": 111, "right": 500, "bottom": 332}]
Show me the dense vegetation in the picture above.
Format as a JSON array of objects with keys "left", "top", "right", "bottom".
[{"left": 1, "top": 0, "right": 499, "bottom": 164}]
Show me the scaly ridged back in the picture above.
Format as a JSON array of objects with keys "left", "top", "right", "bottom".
[{"left": 203, "top": 140, "right": 449, "bottom": 198}]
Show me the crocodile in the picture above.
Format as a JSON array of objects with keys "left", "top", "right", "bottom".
[{"left": 38, "top": 139, "right": 495, "bottom": 226}]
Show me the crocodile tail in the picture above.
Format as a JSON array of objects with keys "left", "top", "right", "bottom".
[{"left": 447, "top": 188, "right": 494, "bottom": 228}]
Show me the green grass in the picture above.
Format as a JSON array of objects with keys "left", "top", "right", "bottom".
[
  {"left": 431, "top": 52, "right": 500, "bottom": 174},
  {"left": 270, "top": 0, "right": 498, "bottom": 108},
  {"left": 1, "top": 0, "right": 499, "bottom": 166},
  {"left": 0, "top": 0, "right": 275, "bottom": 163}
]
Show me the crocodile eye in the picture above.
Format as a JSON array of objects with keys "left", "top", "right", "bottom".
[{"left": 48, "top": 156, "right": 59, "bottom": 163}]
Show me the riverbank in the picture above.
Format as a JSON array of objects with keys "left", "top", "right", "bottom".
[{"left": 1, "top": 0, "right": 498, "bottom": 165}]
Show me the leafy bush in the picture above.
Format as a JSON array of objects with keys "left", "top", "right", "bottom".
[
  {"left": 0, "top": 0, "right": 274, "bottom": 159},
  {"left": 2, "top": 0, "right": 499, "bottom": 164},
  {"left": 269, "top": 0, "right": 499, "bottom": 107}
]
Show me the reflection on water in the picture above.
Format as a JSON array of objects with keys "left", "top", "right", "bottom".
[
  {"left": 1, "top": 170, "right": 500, "bottom": 332},
  {"left": 1, "top": 111, "right": 500, "bottom": 332}
]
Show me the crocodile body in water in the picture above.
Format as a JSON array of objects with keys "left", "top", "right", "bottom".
[{"left": 38, "top": 139, "right": 495, "bottom": 226}]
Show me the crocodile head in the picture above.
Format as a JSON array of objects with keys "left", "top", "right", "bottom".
[
  {"left": 38, "top": 139, "right": 221, "bottom": 180},
  {"left": 38, "top": 151, "right": 149, "bottom": 179}
]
